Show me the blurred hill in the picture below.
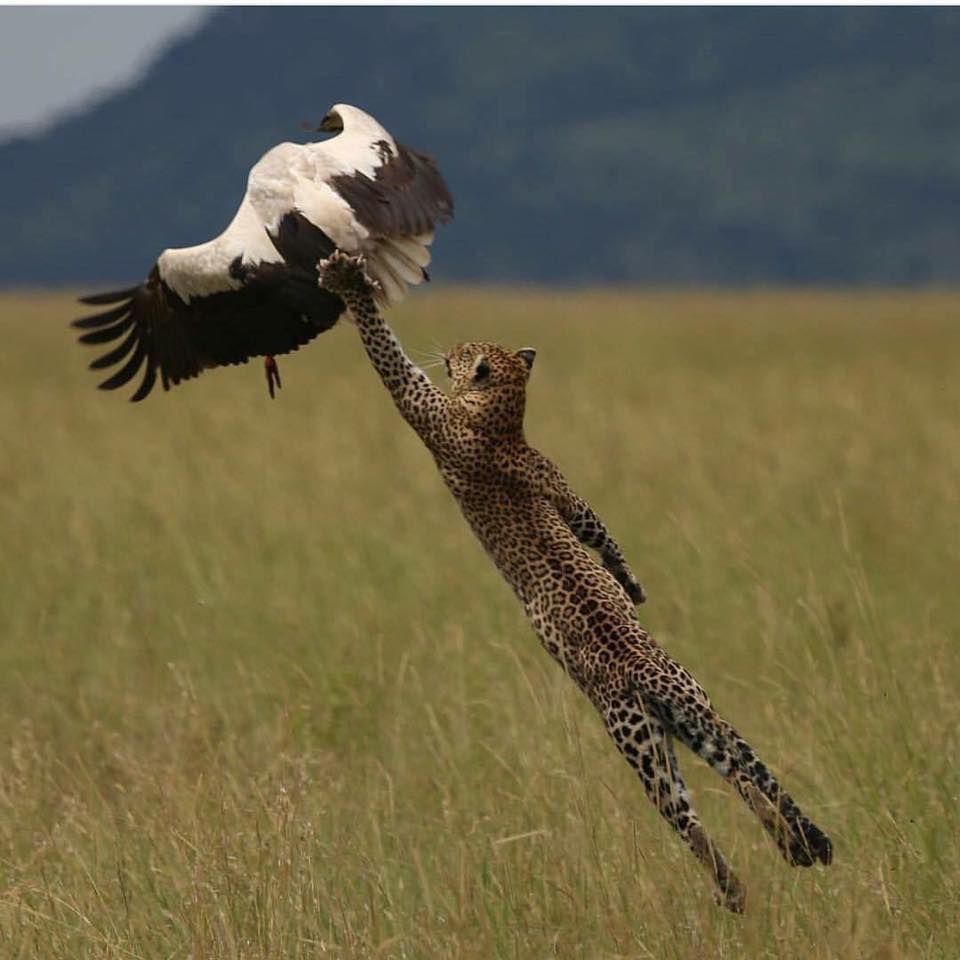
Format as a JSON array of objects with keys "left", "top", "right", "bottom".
[{"left": 2, "top": 7, "right": 960, "bottom": 286}]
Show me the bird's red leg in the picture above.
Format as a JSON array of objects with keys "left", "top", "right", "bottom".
[{"left": 264, "top": 355, "right": 281, "bottom": 398}]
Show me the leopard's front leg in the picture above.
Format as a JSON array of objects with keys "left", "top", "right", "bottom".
[{"left": 318, "top": 251, "right": 457, "bottom": 453}]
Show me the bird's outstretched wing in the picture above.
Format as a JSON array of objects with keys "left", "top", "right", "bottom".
[
  {"left": 330, "top": 141, "right": 454, "bottom": 239},
  {"left": 74, "top": 105, "right": 456, "bottom": 400},
  {"left": 298, "top": 137, "right": 453, "bottom": 305},
  {"left": 74, "top": 254, "right": 344, "bottom": 402}
]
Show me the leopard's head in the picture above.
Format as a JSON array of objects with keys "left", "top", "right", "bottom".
[{"left": 444, "top": 342, "right": 536, "bottom": 436}]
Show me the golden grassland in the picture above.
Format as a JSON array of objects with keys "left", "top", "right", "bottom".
[{"left": 0, "top": 289, "right": 958, "bottom": 959}]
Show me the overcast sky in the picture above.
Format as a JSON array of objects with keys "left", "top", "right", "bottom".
[{"left": 0, "top": 7, "right": 208, "bottom": 136}]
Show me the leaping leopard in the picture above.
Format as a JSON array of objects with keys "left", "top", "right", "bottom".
[{"left": 319, "top": 251, "right": 832, "bottom": 912}]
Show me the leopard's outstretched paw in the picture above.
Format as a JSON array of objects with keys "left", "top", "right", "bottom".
[{"left": 318, "top": 250, "right": 380, "bottom": 296}]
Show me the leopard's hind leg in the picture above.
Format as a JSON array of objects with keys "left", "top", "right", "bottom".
[{"left": 602, "top": 696, "right": 746, "bottom": 913}]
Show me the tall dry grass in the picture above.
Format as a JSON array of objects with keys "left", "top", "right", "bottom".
[{"left": 0, "top": 290, "right": 957, "bottom": 958}]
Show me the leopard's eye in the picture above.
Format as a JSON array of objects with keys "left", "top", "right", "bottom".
[{"left": 474, "top": 359, "right": 490, "bottom": 382}]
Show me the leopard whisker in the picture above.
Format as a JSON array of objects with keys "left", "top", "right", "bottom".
[{"left": 409, "top": 346, "right": 447, "bottom": 364}]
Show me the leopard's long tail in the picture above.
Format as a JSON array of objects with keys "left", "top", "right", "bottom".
[
  {"left": 729, "top": 725, "right": 832, "bottom": 866},
  {"left": 676, "top": 712, "right": 833, "bottom": 867}
]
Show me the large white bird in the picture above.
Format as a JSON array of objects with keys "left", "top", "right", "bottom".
[{"left": 73, "top": 104, "right": 453, "bottom": 400}]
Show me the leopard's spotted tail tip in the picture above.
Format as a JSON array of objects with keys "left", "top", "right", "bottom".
[{"left": 789, "top": 819, "right": 833, "bottom": 868}]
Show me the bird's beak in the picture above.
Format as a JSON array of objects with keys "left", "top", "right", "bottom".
[{"left": 301, "top": 118, "right": 332, "bottom": 135}]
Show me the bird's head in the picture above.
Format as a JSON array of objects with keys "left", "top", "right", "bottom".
[
  {"left": 444, "top": 342, "right": 536, "bottom": 436},
  {"left": 315, "top": 104, "right": 388, "bottom": 141},
  {"left": 317, "top": 106, "right": 344, "bottom": 134}
]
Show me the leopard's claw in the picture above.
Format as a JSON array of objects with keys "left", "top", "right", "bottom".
[{"left": 318, "top": 250, "right": 381, "bottom": 296}]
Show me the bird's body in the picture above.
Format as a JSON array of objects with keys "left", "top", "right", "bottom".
[{"left": 73, "top": 104, "right": 453, "bottom": 400}]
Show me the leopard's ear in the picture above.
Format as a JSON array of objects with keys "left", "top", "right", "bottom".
[{"left": 516, "top": 348, "right": 536, "bottom": 371}]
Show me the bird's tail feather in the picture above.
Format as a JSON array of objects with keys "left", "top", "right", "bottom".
[{"left": 369, "top": 255, "right": 408, "bottom": 306}]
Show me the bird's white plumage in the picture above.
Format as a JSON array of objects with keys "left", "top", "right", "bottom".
[
  {"left": 292, "top": 179, "right": 370, "bottom": 250},
  {"left": 156, "top": 104, "right": 439, "bottom": 307},
  {"left": 158, "top": 197, "right": 283, "bottom": 302}
]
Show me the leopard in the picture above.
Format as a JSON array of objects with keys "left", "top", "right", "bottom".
[{"left": 319, "top": 251, "right": 832, "bottom": 912}]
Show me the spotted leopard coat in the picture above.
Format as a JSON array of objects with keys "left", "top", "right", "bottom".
[{"left": 320, "top": 252, "right": 831, "bottom": 912}]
